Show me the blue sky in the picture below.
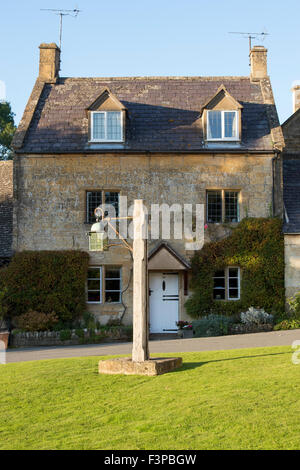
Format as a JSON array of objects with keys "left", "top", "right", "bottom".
[{"left": 1, "top": 0, "right": 300, "bottom": 125}]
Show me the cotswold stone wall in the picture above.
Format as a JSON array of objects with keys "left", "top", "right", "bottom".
[
  {"left": 13, "top": 153, "right": 275, "bottom": 323},
  {"left": 11, "top": 327, "right": 132, "bottom": 348}
]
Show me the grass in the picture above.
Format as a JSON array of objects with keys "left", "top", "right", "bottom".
[{"left": 0, "top": 346, "right": 299, "bottom": 449}]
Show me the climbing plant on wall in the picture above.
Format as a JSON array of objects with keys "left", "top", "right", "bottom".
[
  {"left": 185, "top": 218, "right": 284, "bottom": 319},
  {"left": 0, "top": 251, "right": 90, "bottom": 323}
]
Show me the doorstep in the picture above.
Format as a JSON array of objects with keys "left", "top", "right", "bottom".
[{"left": 149, "top": 333, "right": 179, "bottom": 341}]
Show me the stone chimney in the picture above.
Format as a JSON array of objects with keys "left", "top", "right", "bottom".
[
  {"left": 250, "top": 46, "right": 268, "bottom": 81},
  {"left": 292, "top": 82, "right": 300, "bottom": 113},
  {"left": 39, "top": 43, "right": 60, "bottom": 83}
]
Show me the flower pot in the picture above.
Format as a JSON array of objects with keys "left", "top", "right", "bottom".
[{"left": 0, "top": 331, "right": 9, "bottom": 350}]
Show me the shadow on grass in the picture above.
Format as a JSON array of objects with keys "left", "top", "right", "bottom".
[{"left": 172, "top": 350, "right": 291, "bottom": 373}]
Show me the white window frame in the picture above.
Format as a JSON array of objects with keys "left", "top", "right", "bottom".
[
  {"left": 213, "top": 267, "right": 240, "bottom": 301},
  {"left": 90, "top": 111, "right": 124, "bottom": 143},
  {"left": 207, "top": 110, "right": 239, "bottom": 141},
  {"left": 87, "top": 266, "right": 102, "bottom": 304},
  {"left": 227, "top": 267, "right": 240, "bottom": 301},
  {"left": 105, "top": 266, "right": 122, "bottom": 304}
]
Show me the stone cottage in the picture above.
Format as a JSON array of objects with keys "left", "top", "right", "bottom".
[{"left": 12, "top": 43, "right": 284, "bottom": 332}]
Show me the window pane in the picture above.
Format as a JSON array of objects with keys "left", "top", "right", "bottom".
[
  {"left": 93, "top": 113, "right": 105, "bottom": 139},
  {"left": 88, "top": 279, "right": 100, "bottom": 290},
  {"left": 208, "top": 111, "right": 222, "bottom": 139},
  {"left": 225, "top": 191, "right": 239, "bottom": 222},
  {"left": 214, "top": 277, "right": 225, "bottom": 288},
  {"left": 229, "top": 289, "right": 239, "bottom": 299},
  {"left": 88, "top": 291, "right": 101, "bottom": 302},
  {"left": 105, "top": 291, "right": 121, "bottom": 303},
  {"left": 229, "top": 278, "right": 238, "bottom": 288},
  {"left": 213, "top": 289, "right": 225, "bottom": 300},
  {"left": 107, "top": 112, "right": 122, "bottom": 140},
  {"left": 88, "top": 268, "right": 101, "bottom": 279},
  {"left": 87, "top": 191, "right": 102, "bottom": 223},
  {"left": 105, "top": 268, "right": 121, "bottom": 279},
  {"left": 105, "top": 192, "right": 119, "bottom": 217},
  {"left": 228, "top": 267, "right": 239, "bottom": 278},
  {"left": 224, "top": 112, "right": 236, "bottom": 138},
  {"left": 207, "top": 191, "right": 222, "bottom": 223},
  {"left": 106, "top": 280, "right": 121, "bottom": 291},
  {"left": 215, "top": 270, "right": 225, "bottom": 277}
]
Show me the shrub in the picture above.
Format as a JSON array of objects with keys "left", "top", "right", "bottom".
[
  {"left": 75, "top": 328, "right": 84, "bottom": 338},
  {"left": 192, "top": 315, "right": 234, "bottom": 337},
  {"left": 59, "top": 329, "right": 72, "bottom": 341},
  {"left": 16, "top": 311, "right": 59, "bottom": 332},
  {"left": 240, "top": 307, "right": 273, "bottom": 325},
  {"left": 274, "top": 319, "right": 300, "bottom": 331},
  {"left": 0, "top": 288, "right": 8, "bottom": 330},
  {"left": 185, "top": 218, "right": 284, "bottom": 319},
  {"left": 0, "top": 251, "right": 89, "bottom": 324},
  {"left": 287, "top": 292, "right": 300, "bottom": 319}
]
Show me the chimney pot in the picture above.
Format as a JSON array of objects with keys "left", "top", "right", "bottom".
[
  {"left": 250, "top": 46, "right": 268, "bottom": 82},
  {"left": 39, "top": 43, "right": 60, "bottom": 83},
  {"left": 291, "top": 82, "right": 300, "bottom": 114}
]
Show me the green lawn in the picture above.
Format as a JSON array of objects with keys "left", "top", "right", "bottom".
[{"left": 0, "top": 346, "right": 299, "bottom": 450}]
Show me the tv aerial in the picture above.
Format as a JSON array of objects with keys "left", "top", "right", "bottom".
[
  {"left": 229, "top": 31, "right": 269, "bottom": 64},
  {"left": 41, "top": 7, "right": 81, "bottom": 51}
]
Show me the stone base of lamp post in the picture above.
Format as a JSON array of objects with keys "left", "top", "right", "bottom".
[{"left": 98, "top": 356, "right": 182, "bottom": 376}]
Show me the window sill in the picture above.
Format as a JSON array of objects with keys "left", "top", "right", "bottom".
[{"left": 89, "top": 140, "right": 125, "bottom": 144}]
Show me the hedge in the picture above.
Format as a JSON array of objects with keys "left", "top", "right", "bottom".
[
  {"left": 185, "top": 218, "right": 285, "bottom": 319},
  {"left": 0, "top": 251, "right": 90, "bottom": 323}
]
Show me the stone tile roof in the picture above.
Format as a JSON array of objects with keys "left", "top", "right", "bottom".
[
  {"left": 0, "top": 161, "right": 13, "bottom": 257},
  {"left": 14, "top": 76, "right": 281, "bottom": 153},
  {"left": 283, "top": 157, "right": 300, "bottom": 233}
]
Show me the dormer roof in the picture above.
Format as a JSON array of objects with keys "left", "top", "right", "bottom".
[
  {"left": 200, "top": 85, "right": 243, "bottom": 115},
  {"left": 86, "top": 87, "right": 127, "bottom": 113}
]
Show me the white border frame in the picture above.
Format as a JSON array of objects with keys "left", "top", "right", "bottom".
[
  {"left": 90, "top": 111, "right": 124, "bottom": 143},
  {"left": 105, "top": 266, "right": 122, "bottom": 304},
  {"left": 207, "top": 110, "right": 239, "bottom": 141},
  {"left": 87, "top": 266, "right": 102, "bottom": 304},
  {"left": 227, "top": 267, "right": 240, "bottom": 301}
]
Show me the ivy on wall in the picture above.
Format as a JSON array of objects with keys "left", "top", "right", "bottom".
[
  {"left": 0, "top": 251, "right": 90, "bottom": 322},
  {"left": 185, "top": 218, "right": 285, "bottom": 319}
]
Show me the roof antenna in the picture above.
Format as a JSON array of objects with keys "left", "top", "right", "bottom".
[
  {"left": 229, "top": 30, "right": 269, "bottom": 65},
  {"left": 41, "top": 7, "right": 81, "bottom": 66}
]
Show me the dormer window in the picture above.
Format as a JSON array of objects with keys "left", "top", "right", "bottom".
[
  {"left": 87, "top": 88, "right": 126, "bottom": 144},
  {"left": 91, "top": 111, "right": 123, "bottom": 142},
  {"left": 207, "top": 110, "right": 238, "bottom": 141},
  {"left": 201, "top": 85, "right": 243, "bottom": 144}
]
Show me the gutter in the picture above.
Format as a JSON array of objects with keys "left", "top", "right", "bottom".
[{"left": 14, "top": 149, "right": 278, "bottom": 156}]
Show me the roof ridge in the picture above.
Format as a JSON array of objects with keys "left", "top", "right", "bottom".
[{"left": 58, "top": 76, "right": 251, "bottom": 81}]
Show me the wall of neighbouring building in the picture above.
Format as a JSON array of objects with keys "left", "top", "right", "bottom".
[{"left": 284, "top": 235, "right": 300, "bottom": 300}]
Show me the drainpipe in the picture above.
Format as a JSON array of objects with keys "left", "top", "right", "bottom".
[{"left": 272, "top": 150, "right": 283, "bottom": 218}]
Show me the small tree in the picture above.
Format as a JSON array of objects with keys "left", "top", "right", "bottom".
[{"left": 0, "top": 102, "right": 16, "bottom": 160}]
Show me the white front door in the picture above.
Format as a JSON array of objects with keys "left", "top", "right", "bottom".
[{"left": 149, "top": 272, "right": 179, "bottom": 333}]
